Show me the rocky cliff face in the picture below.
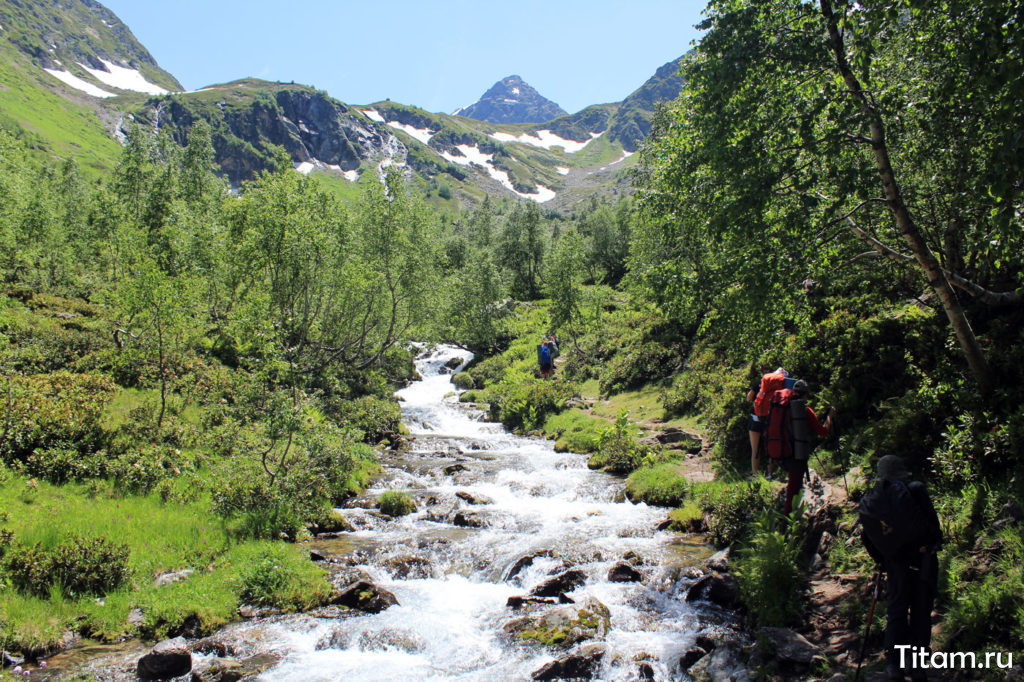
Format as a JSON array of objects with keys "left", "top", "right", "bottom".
[
  {"left": 138, "top": 86, "right": 406, "bottom": 185},
  {"left": 456, "top": 75, "right": 567, "bottom": 125}
]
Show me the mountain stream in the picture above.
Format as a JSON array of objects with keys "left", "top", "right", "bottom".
[{"left": 60, "top": 345, "right": 736, "bottom": 680}]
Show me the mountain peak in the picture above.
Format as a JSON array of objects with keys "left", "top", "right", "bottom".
[{"left": 455, "top": 75, "right": 566, "bottom": 125}]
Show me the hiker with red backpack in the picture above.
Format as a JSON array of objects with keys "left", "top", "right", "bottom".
[
  {"left": 747, "top": 367, "right": 797, "bottom": 475},
  {"left": 762, "top": 379, "right": 835, "bottom": 514},
  {"left": 859, "top": 456, "right": 942, "bottom": 681}
]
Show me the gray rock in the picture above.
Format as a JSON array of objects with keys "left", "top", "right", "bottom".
[
  {"left": 687, "top": 642, "right": 750, "bottom": 682},
  {"left": 315, "top": 627, "right": 350, "bottom": 651},
  {"left": 758, "top": 627, "right": 819, "bottom": 666},
  {"left": 154, "top": 569, "right": 194, "bottom": 587},
  {"left": 444, "top": 463, "right": 469, "bottom": 475},
  {"left": 137, "top": 637, "right": 192, "bottom": 680},
  {"left": 128, "top": 607, "right": 147, "bottom": 628},
  {"left": 680, "top": 647, "right": 708, "bottom": 670},
  {"left": 505, "top": 597, "right": 611, "bottom": 650},
  {"left": 190, "top": 638, "right": 236, "bottom": 657},
  {"left": 685, "top": 572, "right": 741, "bottom": 609},
  {"left": 504, "top": 550, "right": 553, "bottom": 582},
  {"left": 192, "top": 657, "right": 244, "bottom": 682},
  {"left": 529, "top": 568, "right": 587, "bottom": 598},
  {"left": 638, "top": 661, "right": 655, "bottom": 680},
  {"left": 331, "top": 580, "right": 399, "bottom": 613},
  {"left": 453, "top": 510, "right": 485, "bottom": 528},
  {"left": 456, "top": 491, "right": 493, "bottom": 505},
  {"left": 706, "top": 548, "right": 731, "bottom": 573},
  {"left": 607, "top": 561, "right": 642, "bottom": 583},
  {"left": 381, "top": 554, "right": 432, "bottom": 579},
  {"left": 531, "top": 643, "right": 607, "bottom": 680}
]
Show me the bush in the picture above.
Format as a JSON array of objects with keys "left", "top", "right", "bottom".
[
  {"left": 0, "top": 372, "right": 115, "bottom": 463},
  {"left": 490, "top": 377, "right": 576, "bottom": 432},
  {"left": 239, "top": 547, "right": 298, "bottom": 606},
  {"left": 588, "top": 411, "right": 654, "bottom": 475},
  {"left": 326, "top": 396, "right": 402, "bottom": 445},
  {"left": 378, "top": 490, "right": 416, "bottom": 517},
  {"left": 734, "top": 511, "right": 806, "bottom": 627},
  {"left": 4, "top": 535, "right": 131, "bottom": 597},
  {"left": 694, "top": 479, "right": 774, "bottom": 548},
  {"left": 452, "top": 372, "right": 475, "bottom": 390}
]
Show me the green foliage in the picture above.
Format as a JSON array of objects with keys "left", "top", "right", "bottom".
[
  {"left": 378, "top": 490, "right": 417, "bottom": 517},
  {"left": 694, "top": 479, "right": 774, "bottom": 548},
  {"left": 734, "top": 509, "right": 806, "bottom": 627},
  {"left": 239, "top": 546, "right": 304, "bottom": 607},
  {"left": 490, "top": 376, "right": 576, "bottom": 432},
  {"left": 543, "top": 408, "right": 606, "bottom": 453},
  {"left": 0, "top": 372, "right": 116, "bottom": 464},
  {"left": 624, "top": 462, "right": 689, "bottom": 506},
  {"left": 3, "top": 535, "right": 130, "bottom": 597},
  {"left": 497, "top": 201, "right": 545, "bottom": 300},
  {"left": 590, "top": 410, "right": 653, "bottom": 475},
  {"left": 452, "top": 371, "right": 476, "bottom": 390}
]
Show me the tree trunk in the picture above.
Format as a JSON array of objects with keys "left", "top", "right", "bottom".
[{"left": 819, "top": 0, "right": 992, "bottom": 392}]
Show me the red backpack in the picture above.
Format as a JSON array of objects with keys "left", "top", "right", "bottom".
[
  {"left": 763, "top": 388, "right": 810, "bottom": 460},
  {"left": 754, "top": 371, "right": 789, "bottom": 418}
]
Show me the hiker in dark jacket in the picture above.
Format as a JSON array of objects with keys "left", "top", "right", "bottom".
[
  {"left": 859, "top": 455, "right": 943, "bottom": 681},
  {"left": 777, "top": 380, "right": 833, "bottom": 515}
]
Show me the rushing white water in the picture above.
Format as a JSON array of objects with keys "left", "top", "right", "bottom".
[{"left": 254, "top": 345, "right": 719, "bottom": 680}]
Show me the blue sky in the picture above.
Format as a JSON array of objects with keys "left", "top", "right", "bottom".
[{"left": 101, "top": 1, "right": 708, "bottom": 114}]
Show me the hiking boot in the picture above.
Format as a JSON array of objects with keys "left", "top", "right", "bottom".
[{"left": 886, "top": 663, "right": 907, "bottom": 681}]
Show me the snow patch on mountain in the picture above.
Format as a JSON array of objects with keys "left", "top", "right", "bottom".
[
  {"left": 43, "top": 68, "right": 115, "bottom": 98},
  {"left": 556, "top": 166, "right": 570, "bottom": 175},
  {"left": 294, "top": 161, "right": 316, "bottom": 175},
  {"left": 609, "top": 150, "right": 635, "bottom": 165},
  {"left": 294, "top": 159, "right": 360, "bottom": 182},
  {"left": 490, "top": 130, "right": 601, "bottom": 153},
  {"left": 439, "top": 144, "right": 555, "bottom": 203},
  {"left": 386, "top": 121, "right": 434, "bottom": 145},
  {"left": 362, "top": 109, "right": 385, "bottom": 123},
  {"left": 79, "top": 59, "right": 168, "bottom": 95}
]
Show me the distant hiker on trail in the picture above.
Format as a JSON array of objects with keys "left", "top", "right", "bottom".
[
  {"left": 547, "top": 335, "right": 559, "bottom": 358},
  {"left": 746, "top": 367, "right": 796, "bottom": 475},
  {"left": 538, "top": 341, "right": 553, "bottom": 380},
  {"left": 762, "top": 379, "right": 834, "bottom": 514},
  {"left": 859, "top": 455, "right": 943, "bottom": 682}
]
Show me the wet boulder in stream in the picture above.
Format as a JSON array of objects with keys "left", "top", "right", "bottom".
[
  {"left": 505, "top": 597, "right": 611, "bottom": 649},
  {"left": 528, "top": 568, "right": 587, "bottom": 598},
  {"left": 607, "top": 561, "right": 642, "bottom": 583},
  {"left": 531, "top": 643, "right": 607, "bottom": 680},
  {"left": 330, "top": 580, "right": 399, "bottom": 613},
  {"left": 136, "top": 636, "right": 192, "bottom": 680}
]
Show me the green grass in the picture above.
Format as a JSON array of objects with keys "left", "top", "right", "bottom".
[
  {"left": 624, "top": 461, "right": 690, "bottom": 506},
  {"left": 590, "top": 384, "right": 667, "bottom": 423},
  {"left": 0, "top": 43, "right": 122, "bottom": 175},
  {"left": 543, "top": 408, "right": 607, "bottom": 453},
  {"left": 0, "top": 470, "right": 333, "bottom": 650}
]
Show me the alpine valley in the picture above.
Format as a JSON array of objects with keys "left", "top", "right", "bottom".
[{"left": 0, "top": 0, "right": 685, "bottom": 214}]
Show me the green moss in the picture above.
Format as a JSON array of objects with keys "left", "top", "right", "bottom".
[
  {"left": 452, "top": 371, "right": 475, "bottom": 390},
  {"left": 544, "top": 409, "right": 607, "bottom": 453}
]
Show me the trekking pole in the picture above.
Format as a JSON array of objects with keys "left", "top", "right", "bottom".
[{"left": 855, "top": 571, "right": 883, "bottom": 681}]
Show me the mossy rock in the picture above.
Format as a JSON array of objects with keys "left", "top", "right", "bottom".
[
  {"left": 504, "top": 597, "right": 611, "bottom": 649},
  {"left": 378, "top": 491, "right": 416, "bottom": 517},
  {"left": 452, "top": 372, "right": 475, "bottom": 390},
  {"left": 458, "top": 390, "right": 479, "bottom": 403}
]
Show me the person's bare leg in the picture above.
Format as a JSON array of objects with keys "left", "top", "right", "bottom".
[{"left": 750, "top": 429, "right": 760, "bottom": 475}]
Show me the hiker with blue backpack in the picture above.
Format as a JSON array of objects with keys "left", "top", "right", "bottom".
[
  {"left": 859, "top": 455, "right": 943, "bottom": 681},
  {"left": 537, "top": 340, "right": 553, "bottom": 380}
]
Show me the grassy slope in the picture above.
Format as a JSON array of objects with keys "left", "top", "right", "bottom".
[{"left": 0, "top": 42, "right": 122, "bottom": 175}]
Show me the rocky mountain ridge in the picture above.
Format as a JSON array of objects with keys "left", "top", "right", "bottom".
[{"left": 455, "top": 75, "right": 567, "bottom": 125}]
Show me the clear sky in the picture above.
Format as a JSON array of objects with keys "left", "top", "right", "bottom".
[{"left": 100, "top": 0, "right": 708, "bottom": 115}]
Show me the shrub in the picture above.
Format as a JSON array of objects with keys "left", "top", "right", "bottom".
[
  {"left": 326, "top": 396, "right": 402, "bottom": 445},
  {"left": 4, "top": 535, "right": 131, "bottom": 597},
  {"left": 452, "top": 372, "right": 475, "bottom": 390},
  {"left": 588, "top": 411, "right": 654, "bottom": 475},
  {"left": 734, "top": 510, "right": 806, "bottom": 627},
  {"left": 693, "top": 479, "right": 774, "bottom": 548},
  {"left": 239, "top": 547, "right": 298, "bottom": 606},
  {"left": 378, "top": 490, "right": 416, "bottom": 517},
  {"left": 490, "top": 377, "right": 576, "bottom": 432},
  {"left": 0, "top": 372, "right": 115, "bottom": 463},
  {"left": 599, "top": 341, "right": 680, "bottom": 395}
]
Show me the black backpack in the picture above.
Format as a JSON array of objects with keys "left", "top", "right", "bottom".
[{"left": 858, "top": 479, "right": 927, "bottom": 558}]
